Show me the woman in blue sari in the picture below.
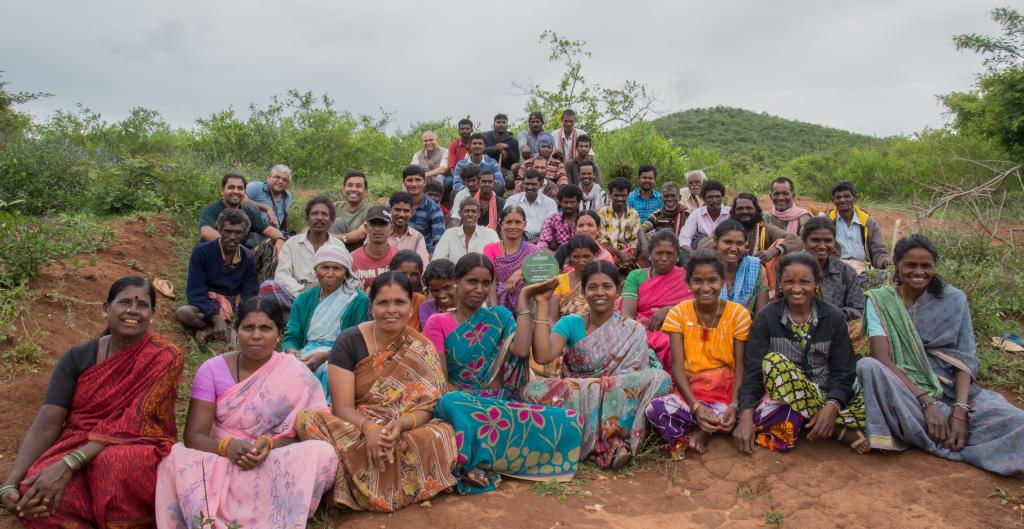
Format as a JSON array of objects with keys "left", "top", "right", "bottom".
[
  {"left": 283, "top": 245, "right": 368, "bottom": 396},
  {"left": 712, "top": 219, "right": 768, "bottom": 313},
  {"left": 424, "top": 253, "right": 583, "bottom": 493}
]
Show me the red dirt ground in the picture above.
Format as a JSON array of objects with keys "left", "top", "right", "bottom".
[{"left": 1, "top": 212, "right": 1023, "bottom": 529}]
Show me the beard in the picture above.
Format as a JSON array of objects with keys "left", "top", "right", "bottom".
[{"left": 735, "top": 212, "right": 762, "bottom": 230}]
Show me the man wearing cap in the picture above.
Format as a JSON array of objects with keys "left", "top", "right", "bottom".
[
  {"left": 351, "top": 205, "right": 399, "bottom": 292},
  {"left": 518, "top": 111, "right": 546, "bottom": 160}
]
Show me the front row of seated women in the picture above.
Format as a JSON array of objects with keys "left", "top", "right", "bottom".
[{"left": 4, "top": 233, "right": 1023, "bottom": 527}]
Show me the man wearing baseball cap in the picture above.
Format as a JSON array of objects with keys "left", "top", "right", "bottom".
[{"left": 350, "top": 205, "right": 398, "bottom": 291}]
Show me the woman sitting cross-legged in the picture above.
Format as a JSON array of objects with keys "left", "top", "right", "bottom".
[
  {"left": 1, "top": 276, "right": 184, "bottom": 528},
  {"left": 427, "top": 253, "right": 583, "bottom": 494},
  {"left": 858, "top": 234, "right": 1024, "bottom": 476},
  {"left": 619, "top": 231, "right": 694, "bottom": 373},
  {"left": 712, "top": 219, "right": 769, "bottom": 314},
  {"left": 282, "top": 245, "right": 368, "bottom": 398},
  {"left": 296, "top": 271, "right": 459, "bottom": 512},
  {"left": 733, "top": 252, "right": 869, "bottom": 454},
  {"left": 155, "top": 297, "right": 338, "bottom": 529},
  {"left": 645, "top": 251, "right": 751, "bottom": 460},
  {"left": 522, "top": 260, "right": 671, "bottom": 469}
]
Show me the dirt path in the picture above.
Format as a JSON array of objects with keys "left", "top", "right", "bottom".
[{"left": 1, "top": 212, "right": 1022, "bottom": 529}]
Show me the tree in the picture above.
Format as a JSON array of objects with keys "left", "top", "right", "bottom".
[
  {"left": 0, "top": 72, "right": 51, "bottom": 146},
  {"left": 943, "top": 7, "right": 1024, "bottom": 162},
  {"left": 515, "top": 31, "right": 660, "bottom": 135}
]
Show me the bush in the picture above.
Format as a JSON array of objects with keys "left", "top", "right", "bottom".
[
  {"left": 0, "top": 206, "right": 115, "bottom": 288},
  {"left": 0, "top": 135, "right": 89, "bottom": 215}
]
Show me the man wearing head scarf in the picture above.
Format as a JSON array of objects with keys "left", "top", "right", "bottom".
[{"left": 514, "top": 132, "right": 568, "bottom": 195}]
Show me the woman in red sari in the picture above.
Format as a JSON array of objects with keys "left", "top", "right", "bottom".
[
  {"left": 620, "top": 231, "right": 694, "bottom": 373},
  {"left": 0, "top": 276, "right": 184, "bottom": 528}
]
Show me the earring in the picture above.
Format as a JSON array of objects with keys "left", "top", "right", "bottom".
[{"left": 103, "top": 313, "right": 108, "bottom": 318}]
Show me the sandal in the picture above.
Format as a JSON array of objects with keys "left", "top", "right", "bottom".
[
  {"left": 837, "top": 426, "right": 870, "bottom": 455},
  {"left": 610, "top": 445, "right": 632, "bottom": 469},
  {"left": 153, "top": 278, "right": 175, "bottom": 299},
  {"left": 463, "top": 468, "right": 490, "bottom": 488}
]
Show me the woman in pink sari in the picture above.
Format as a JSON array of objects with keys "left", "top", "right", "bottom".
[
  {"left": 155, "top": 297, "right": 337, "bottom": 529},
  {"left": 619, "top": 231, "right": 694, "bottom": 373}
]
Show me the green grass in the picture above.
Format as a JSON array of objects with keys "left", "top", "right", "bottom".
[
  {"left": 764, "top": 510, "right": 785, "bottom": 528},
  {"left": 978, "top": 345, "right": 1024, "bottom": 396}
]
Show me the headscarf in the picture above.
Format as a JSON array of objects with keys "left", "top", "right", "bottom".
[
  {"left": 313, "top": 244, "right": 352, "bottom": 271},
  {"left": 538, "top": 133, "right": 555, "bottom": 149}
]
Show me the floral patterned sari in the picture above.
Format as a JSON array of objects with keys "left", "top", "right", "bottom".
[
  {"left": 521, "top": 313, "right": 670, "bottom": 467},
  {"left": 432, "top": 306, "right": 584, "bottom": 494}
]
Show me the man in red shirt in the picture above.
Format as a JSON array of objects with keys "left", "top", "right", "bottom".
[
  {"left": 445, "top": 118, "right": 474, "bottom": 202},
  {"left": 350, "top": 205, "right": 398, "bottom": 291}
]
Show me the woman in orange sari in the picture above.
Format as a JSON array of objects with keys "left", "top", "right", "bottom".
[
  {"left": 1, "top": 276, "right": 184, "bottom": 528},
  {"left": 297, "top": 271, "right": 458, "bottom": 512}
]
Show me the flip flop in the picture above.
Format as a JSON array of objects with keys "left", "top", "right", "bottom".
[{"left": 153, "top": 278, "right": 176, "bottom": 299}]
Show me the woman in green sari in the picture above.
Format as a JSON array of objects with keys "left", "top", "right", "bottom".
[
  {"left": 424, "top": 253, "right": 583, "bottom": 494},
  {"left": 283, "top": 245, "right": 368, "bottom": 397}
]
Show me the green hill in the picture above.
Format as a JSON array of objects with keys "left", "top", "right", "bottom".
[{"left": 652, "top": 106, "right": 887, "bottom": 170}]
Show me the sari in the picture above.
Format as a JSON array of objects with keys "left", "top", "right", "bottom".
[
  {"left": 296, "top": 329, "right": 459, "bottom": 512},
  {"left": 531, "top": 272, "right": 587, "bottom": 377},
  {"left": 155, "top": 353, "right": 338, "bottom": 529},
  {"left": 490, "top": 240, "right": 541, "bottom": 312},
  {"left": 19, "top": 334, "right": 183, "bottom": 529},
  {"left": 521, "top": 313, "right": 670, "bottom": 467},
  {"left": 722, "top": 256, "right": 766, "bottom": 312},
  {"left": 859, "top": 285, "right": 1024, "bottom": 476},
  {"left": 645, "top": 300, "right": 750, "bottom": 459},
  {"left": 620, "top": 266, "right": 693, "bottom": 373},
  {"left": 429, "top": 306, "right": 583, "bottom": 494}
]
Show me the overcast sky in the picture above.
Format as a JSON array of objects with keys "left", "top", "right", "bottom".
[{"left": 0, "top": 1, "right": 1008, "bottom": 137}]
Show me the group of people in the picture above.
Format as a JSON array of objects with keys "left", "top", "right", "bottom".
[{"left": 4, "top": 111, "right": 1023, "bottom": 529}]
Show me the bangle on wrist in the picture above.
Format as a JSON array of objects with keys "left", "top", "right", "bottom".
[
  {"left": 402, "top": 412, "right": 418, "bottom": 429},
  {"left": 0, "top": 484, "right": 17, "bottom": 499},
  {"left": 218, "top": 438, "right": 232, "bottom": 457}
]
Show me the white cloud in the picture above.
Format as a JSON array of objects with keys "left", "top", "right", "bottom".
[{"left": 0, "top": 0, "right": 1007, "bottom": 136}]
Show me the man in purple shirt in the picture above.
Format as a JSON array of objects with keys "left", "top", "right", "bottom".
[
  {"left": 538, "top": 184, "right": 583, "bottom": 251},
  {"left": 678, "top": 179, "right": 731, "bottom": 252}
]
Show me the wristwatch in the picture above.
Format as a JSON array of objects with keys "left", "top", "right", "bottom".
[{"left": 341, "top": 234, "right": 348, "bottom": 244}]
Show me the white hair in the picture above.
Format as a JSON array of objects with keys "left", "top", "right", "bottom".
[
  {"left": 421, "top": 130, "right": 437, "bottom": 140},
  {"left": 685, "top": 170, "right": 706, "bottom": 181},
  {"left": 269, "top": 164, "right": 292, "bottom": 177}
]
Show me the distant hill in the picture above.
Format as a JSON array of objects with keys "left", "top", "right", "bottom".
[{"left": 652, "top": 106, "right": 887, "bottom": 170}]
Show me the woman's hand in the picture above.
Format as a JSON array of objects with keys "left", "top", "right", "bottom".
[
  {"left": 732, "top": 410, "right": 756, "bottom": 454},
  {"left": 522, "top": 277, "right": 559, "bottom": 302},
  {"left": 946, "top": 414, "right": 969, "bottom": 451},
  {"left": 287, "top": 348, "right": 301, "bottom": 359},
  {"left": 380, "top": 419, "right": 403, "bottom": 448},
  {"left": 506, "top": 270, "right": 524, "bottom": 293},
  {"left": 302, "top": 351, "right": 328, "bottom": 371},
  {"left": 16, "top": 460, "right": 73, "bottom": 517},
  {"left": 1, "top": 487, "right": 22, "bottom": 516},
  {"left": 694, "top": 404, "right": 722, "bottom": 432},
  {"left": 719, "top": 405, "right": 738, "bottom": 431},
  {"left": 645, "top": 306, "right": 671, "bottom": 332},
  {"left": 921, "top": 400, "right": 948, "bottom": 445},
  {"left": 805, "top": 402, "right": 839, "bottom": 442},
  {"left": 225, "top": 439, "right": 255, "bottom": 468},
  {"left": 238, "top": 437, "right": 271, "bottom": 469},
  {"left": 365, "top": 427, "right": 394, "bottom": 469}
]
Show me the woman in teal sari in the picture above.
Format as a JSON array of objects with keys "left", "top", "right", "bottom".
[
  {"left": 283, "top": 245, "right": 368, "bottom": 396},
  {"left": 523, "top": 260, "right": 671, "bottom": 468},
  {"left": 424, "top": 253, "right": 583, "bottom": 494}
]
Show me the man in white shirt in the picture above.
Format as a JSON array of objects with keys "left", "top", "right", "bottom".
[
  {"left": 433, "top": 198, "right": 500, "bottom": 263},
  {"left": 577, "top": 161, "right": 605, "bottom": 211},
  {"left": 503, "top": 169, "right": 557, "bottom": 242},
  {"left": 550, "top": 109, "right": 594, "bottom": 159},
  {"left": 262, "top": 196, "right": 347, "bottom": 309}
]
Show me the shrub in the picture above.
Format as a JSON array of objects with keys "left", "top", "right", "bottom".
[{"left": 0, "top": 206, "right": 115, "bottom": 289}]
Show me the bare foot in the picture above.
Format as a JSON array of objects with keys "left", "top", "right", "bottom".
[
  {"left": 687, "top": 430, "right": 711, "bottom": 454},
  {"left": 837, "top": 427, "right": 870, "bottom": 454}
]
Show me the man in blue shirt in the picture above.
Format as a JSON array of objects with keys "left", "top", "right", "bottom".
[
  {"left": 402, "top": 165, "right": 447, "bottom": 254},
  {"left": 627, "top": 164, "right": 663, "bottom": 220},
  {"left": 244, "top": 164, "right": 294, "bottom": 233},
  {"left": 176, "top": 208, "right": 259, "bottom": 343},
  {"left": 454, "top": 132, "right": 504, "bottom": 193}
]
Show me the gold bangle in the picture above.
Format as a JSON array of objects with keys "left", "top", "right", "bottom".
[
  {"left": 403, "top": 412, "right": 418, "bottom": 429},
  {"left": 365, "top": 423, "right": 382, "bottom": 436},
  {"left": 261, "top": 435, "right": 274, "bottom": 450},
  {"left": 218, "top": 438, "right": 232, "bottom": 457}
]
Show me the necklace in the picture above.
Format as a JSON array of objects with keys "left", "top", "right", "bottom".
[
  {"left": 696, "top": 299, "right": 723, "bottom": 342},
  {"left": 369, "top": 322, "right": 405, "bottom": 356},
  {"left": 898, "top": 284, "right": 919, "bottom": 320}
]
